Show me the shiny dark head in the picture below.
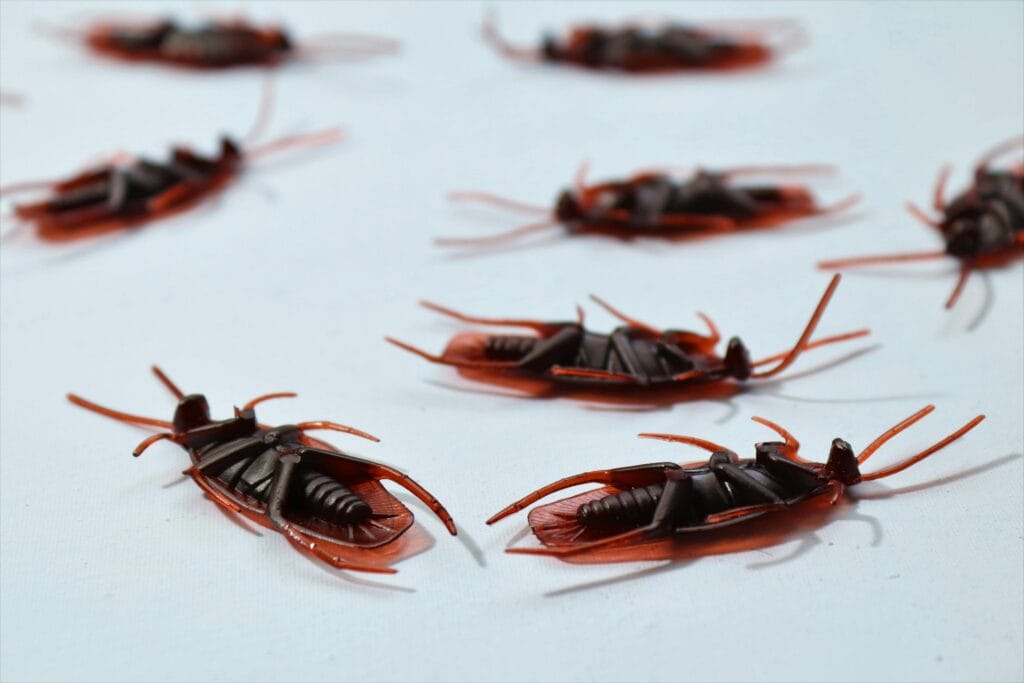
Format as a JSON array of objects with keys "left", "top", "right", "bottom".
[{"left": 824, "top": 438, "right": 862, "bottom": 485}]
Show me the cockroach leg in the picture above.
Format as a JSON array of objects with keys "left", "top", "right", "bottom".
[
  {"left": 974, "top": 135, "right": 1024, "bottom": 174},
  {"left": 944, "top": 262, "right": 973, "bottom": 309},
  {"left": 133, "top": 432, "right": 176, "bottom": 457},
  {"left": 749, "top": 416, "right": 807, "bottom": 462},
  {"left": 487, "top": 463, "right": 680, "bottom": 525},
  {"left": 588, "top": 294, "right": 661, "bottom": 335},
  {"left": 419, "top": 300, "right": 563, "bottom": 334},
  {"left": 905, "top": 201, "right": 942, "bottom": 229},
  {"left": 447, "top": 191, "right": 549, "bottom": 215},
  {"left": 720, "top": 164, "right": 836, "bottom": 180},
  {"left": 150, "top": 365, "right": 185, "bottom": 399},
  {"left": 266, "top": 454, "right": 397, "bottom": 574},
  {"left": 361, "top": 463, "right": 457, "bottom": 535},
  {"left": 636, "top": 432, "right": 733, "bottom": 454},
  {"left": 295, "top": 421, "right": 380, "bottom": 443},
  {"left": 384, "top": 337, "right": 518, "bottom": 370},
  {"left": 548, "top": 366, "right": 639, "bottom": 382},
  {"left": 242, "top": 392, "right": 298, "bottom": 410},
  {"left": 933, "top": 165, "right": 952, "bottom": 212}
]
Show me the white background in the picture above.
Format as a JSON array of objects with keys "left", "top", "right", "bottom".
[{"left": 1, "top": 2, "right": 1022, "bottom": 682}]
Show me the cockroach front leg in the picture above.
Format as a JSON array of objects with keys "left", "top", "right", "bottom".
[{"left": 265, "top": 453, "right": 396, "bottom": 574}]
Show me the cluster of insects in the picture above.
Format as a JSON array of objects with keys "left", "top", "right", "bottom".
[{"left": 1, "top": 10, "right": 1015, "bottom": 577}]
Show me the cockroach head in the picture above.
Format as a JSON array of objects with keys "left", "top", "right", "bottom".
[
  {"left": 723, "top": 337, "right": 752, "bottom": 380},
  {"left": 824, "top": 438, "right": 862, "bottom": 485},
  {"left": 554, "top": 190, "right": 583, "bottom": 223},
  {"left": 172, "top": 394, "right": 212, "bottom": 433},
  {"left": 944, "top": 210, "right": 1004, "bottom": 258}
]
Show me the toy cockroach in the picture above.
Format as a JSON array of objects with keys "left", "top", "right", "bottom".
[
  {"left": 820, "top": 136, "right": 1024, "bottom": 308},
  {"left": 44, "top": 16, "right": 397, "bottom": 70},
  {"left": 0, "top": 84, "right": 341, "bottom": 242},
  {"left": 436, "top": 163, "right": 859, "bottom": 248},
  {"left": 386, "top": 274, "right": 869, "bottom": 400},
  {"left": 483, "top": 13, "right": 804, "bottom": 73},
  {"left": 487, "top": 405, "right": 985, "bottom": 562},
  {"left": 67, "top": 367, "right": 457, "bottom": 574}
]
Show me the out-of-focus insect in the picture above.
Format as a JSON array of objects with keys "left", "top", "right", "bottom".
[
  {"left": 482, "top": 13, "right": 804, "bottom": 73},
  {"left": 487, "top": 405, "right": 984, "bottom": 562},
  {"left": 386, "top": 274, "right": 869, "bottom": 402},
  {"left": 44, "top": 15, "right": 397, "bottom": 70},
  {"left": 67, "top": 366, "right": 457, "bottom": 574},
  {"left": 436, "top": 163, "right": 859, "bottom": 248},
  {"left": 0, "top": 83, "right": 341, "bottom": 242},
  {"left": 820, "top": 136, "right": 1024, "bottom": 308}
]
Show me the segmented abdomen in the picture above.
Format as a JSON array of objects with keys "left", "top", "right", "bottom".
[
  {"left": 485, "top": 335, "right": 537, "bottom": 360},
  {"left": 297, "top": 470, "right": 372, "bottom": 524},
  {"left": 577, "top": 484, "right": 665, "bottom": 528}
]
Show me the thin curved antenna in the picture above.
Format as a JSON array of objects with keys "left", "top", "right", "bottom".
[
  {"left": 67, "top": 393, "right": 173, "bottom": 429},
  {"left": 857, "top": 405, "right": 935, "bottom": 464},
  {"left": 861, "top": 415, "right": 985, "bottom": 481},
  {"left": 751, "top": 274, "right": 848, "bottom": 378},
  {"left": 151, "top": 365, "right": 185, "bottom": 399},
  {"left": 749, "top": 329, "right": 871, "bottom": 369}
]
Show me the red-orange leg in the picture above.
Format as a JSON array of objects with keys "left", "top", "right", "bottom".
[
  {"left": 296, "top": 421, "right": 380, "bottom": 443},
  {"left": 242, "top": 392, "right": 297, "bottom": 410},
  {"left": 588, "top": 294, "right": 661, "bottom": 335},
  {"left": 861, "top": 414, "right": 985, "bottom": 481},
  {"left": 419, "top": 300, "right": 564, "bottom": 335},
  {"left": 750, "top": 416, "right": 807, "bottom": 463}
]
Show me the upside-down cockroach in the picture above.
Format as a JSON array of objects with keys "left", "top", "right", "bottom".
[
  {"left": 0, "top": 84, "right": 341, "bottom": 242},
  {"left": 436, "top": 163, "right": 859, "bottom": 248},
  {"left": 386, "top": 274, "right": 869, "bottom": 401},
  {"left": 820, "top": 136, "right": 1024, "bottom": 308},
  {"left": 483, "top": 13, "right": 804, "bottom": 73},
  {"left": 67, "top": 367, "right": 457, "bottom": 574},
  {"left": 487, "top": 406, "right": 985, "bottom": 562},
  {"left": 44, "top": 15, "right": 397, "bottom": 70}
]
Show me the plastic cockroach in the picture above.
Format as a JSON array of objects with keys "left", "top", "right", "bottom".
[
  {"left": 482, "top": 14, "right": 804, "bottom": 73},
  {"left": 45, "top": 16, "right": 397, "bottom": 70},
  {"left": 0, "top": 84, "right": 341, "bottom": 242},
  {"left": 820, "top": 136, "right": 1024, "bottom": 308},
  {"left": 386, "top": 274, "right": 869, "bottom": 402},
  {"left": 487, "top": 405, "right": 985, "bottom": 562},
  {"left": 436, "top": 163, "right": 859, "bottom": 248},
  {"left": 67, "top": 367, "right": 457, "bottom": 574}
]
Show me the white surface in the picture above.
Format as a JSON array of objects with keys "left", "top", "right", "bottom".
[{"left": 1, "top": 2, "right": 1022, "bottom": 682}]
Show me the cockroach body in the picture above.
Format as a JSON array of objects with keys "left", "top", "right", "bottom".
[
  {"left": 437, "top": 164, "right": 859, "bottom": 248},
  {"left": 488, "top": 406, "right": 985, "bottom": 561},
  {"left": 820, "top": 136, "right": 1024, "bottom": 308},
  {"left": 67, "top": 367, "right": 457, "bottom": 574},
  {"left": 387, "top": 274, "right": 869, "bottom": 399},
  {"left": 48, "top": 17, "right": 397, "bottom": 70},
  {"left": 0, "top": 86, "right": 341, "bottom": 242},
  {"left": 483, "top": 14, "right": 803, "bottom": 73}
]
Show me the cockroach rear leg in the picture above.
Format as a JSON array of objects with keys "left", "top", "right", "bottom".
[
  {"left": 481, "top": 10, "right": 538, "bottom": 62},
  {"left": 242, "top": 392, "right": 298, "bottom": 409},
  {"left": 588, "top": 294, "right": 661, "bottom": 335},
  {"left": 296, "top": 421, "right": 380, "bottom": 443},
  {"left": 720, "top": 164, "right": 836, "bottom": 180},
  {"left": 418, "top": 300, "right": 566, "bottom": 335},
  {"left": 749, "top": 416, "right": 808, "bottom": 463},
  {"left": 266, "top": 454, "right": 397, "bottom": 573},
  {"left": 385, "top": 337, "right": 519, "bottom": 370},
  {"left": 944, "top": 262, "right": 973, "bottom": 309},
  {"left": 973, "top": 135, "right": 1024, "bottom": 174},
  {"left": 548, "top": 366, "right": 639, "bottom": 383},
  {"left": 636, "top": 432, "right": 733, "bottom": 455},
  {"left": 487, "top": 462, "right": 681, "bottom": 524}
]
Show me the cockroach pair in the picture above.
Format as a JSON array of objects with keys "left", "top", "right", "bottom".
[
  {"left": 436, "top": 163, "right": 859, "bottom": 248},
  {"left": 0, "top": 84, "right": 340, "bottom": 242},
  {"left": 68, "top": 367, "right": 457, "bottom": 574},
  {"left": 387, "top": 274, "right": 869, "bottom": 402},
  {"left": 45, "top": 15, "right": 397, "bottom": 70},
  {"left": 488, "top": 405, "right": 984, "bottom": 562},
  {"left": 821, "top": 136, "right": 1024, "bottom": 308},
  {"left": 483, "top": 14, "right": 804, "bottom": 73}
]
